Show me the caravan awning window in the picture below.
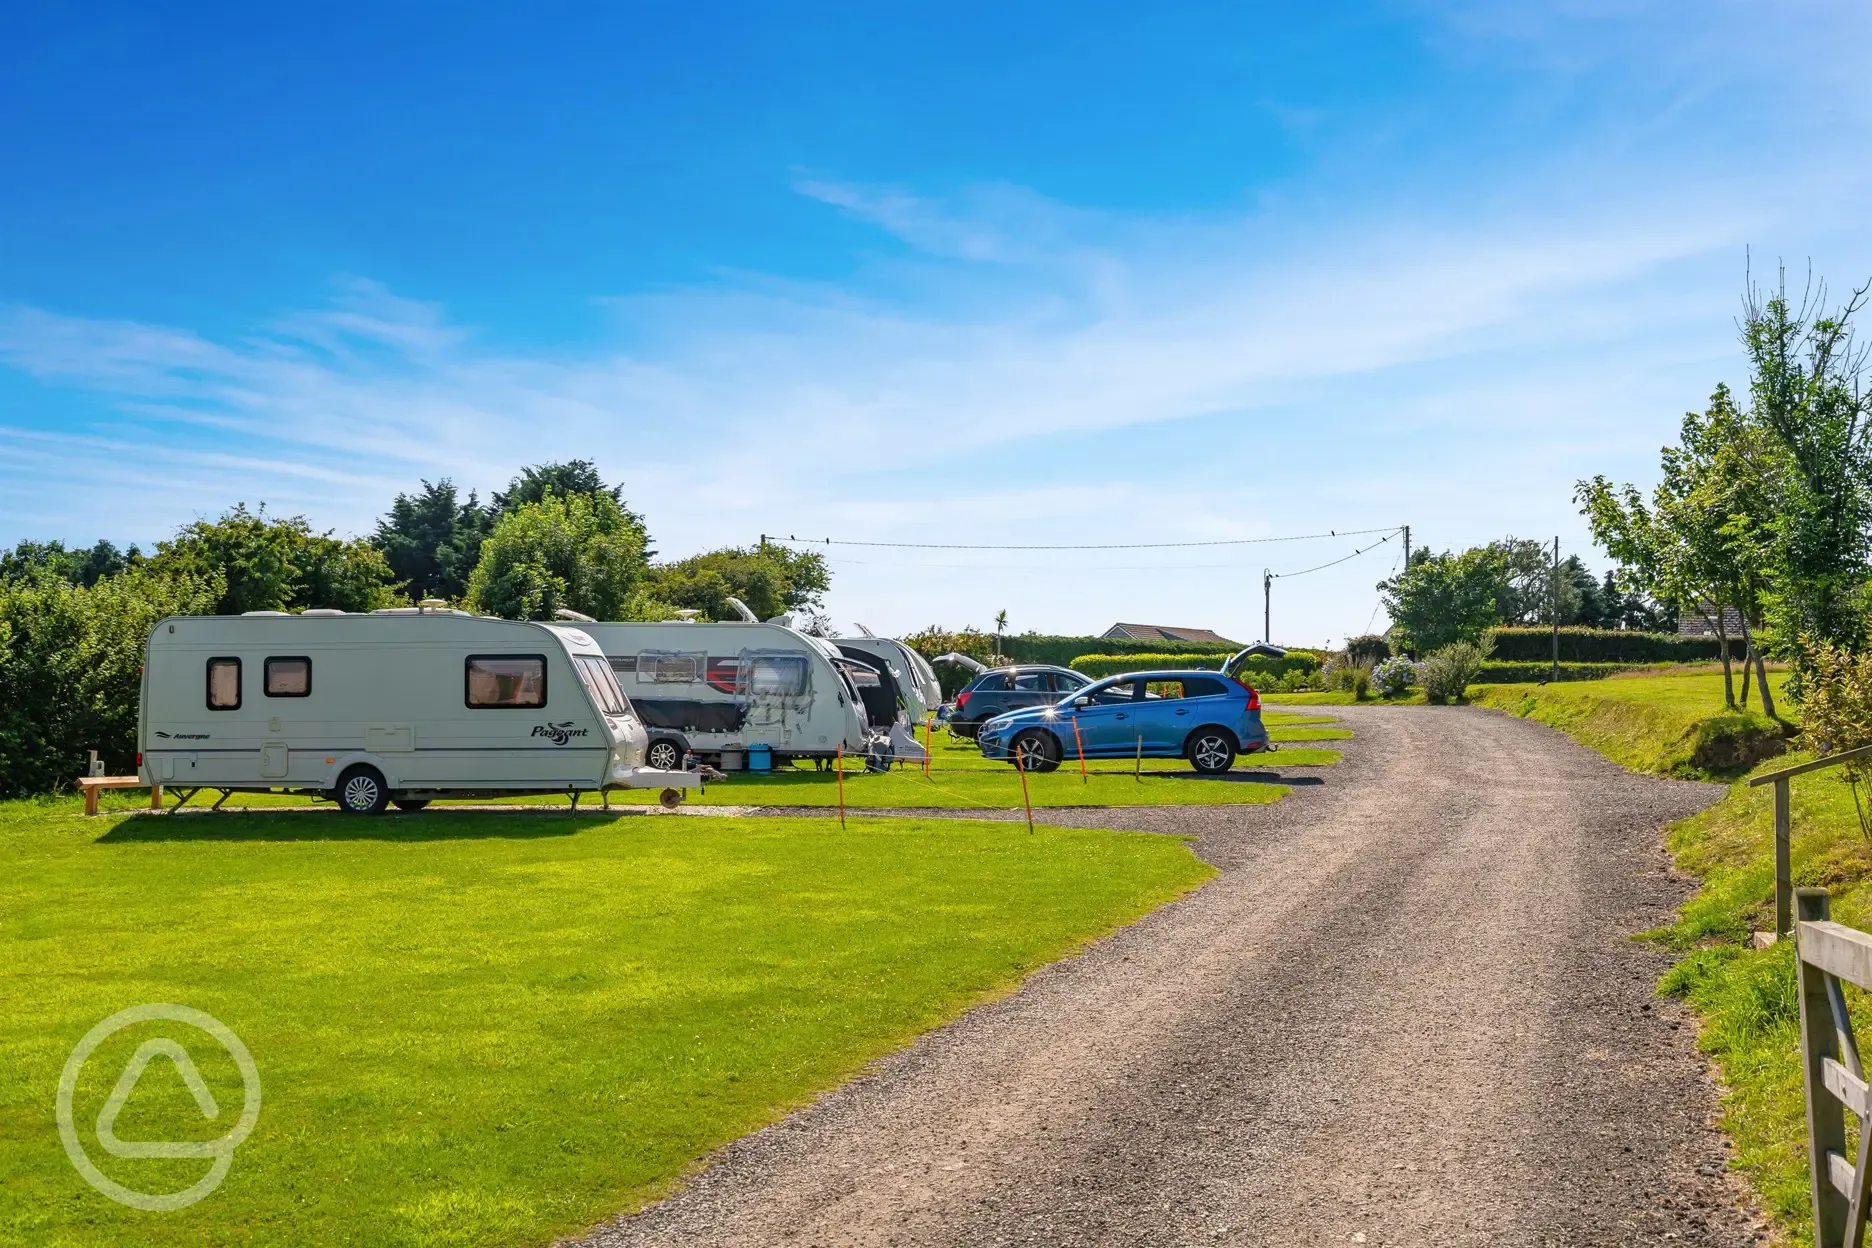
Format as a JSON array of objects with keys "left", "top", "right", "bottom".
[{"left": 465, "top": 655, "right": 547, "bottom": 708}]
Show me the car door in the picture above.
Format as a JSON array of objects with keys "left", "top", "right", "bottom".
[
  {"left": 1135, "top": 679, "right": 1191, "bottom": 754},
  {"left": 1064, "top": 678, "right": 1142, "bottom": 756}
]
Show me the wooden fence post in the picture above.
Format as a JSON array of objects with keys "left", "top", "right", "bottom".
[
  {"left": 1778, "top": 778, "right": 1793, "bottom": 937},
  {"left": 1799, "top": 887, "right": 1851, "bottom": 1246}
]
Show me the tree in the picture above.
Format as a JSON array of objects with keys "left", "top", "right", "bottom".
[
  {"left": 1377, "top": 547, "right": 1507, "bottom": 654},
  {"left": 372, "top": 479, "right": 492, "bottom": 602},
  {"left": 148, "top": 504, "right": 396, "bottom": 615},
  {"left": 465, "top": 493, "right": 658, "bottom": 621},
  {"left": 993, "top": 609, "right": 1010, "bottom": 662},
  {"left": 1579, "top": 384, "right": 1781, "bottom": 713},
  {"left": 493, "top": 460, "right": 627, "bottom": 515},
  {"left": 645, "top": 544, "right": 830, "bottom": 621},
  {"left": 0, "top": 539, "right": 141, "bottom": 587},
  {"left": 1739, "top": 266, "right": 1872, "bottom": 669}
]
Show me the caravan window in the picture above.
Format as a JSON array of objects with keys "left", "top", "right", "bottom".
[
  {"left": 465, "top": 655, "right": 547, "bottom": 708},
  {"left": 747, "top": 655, "right": 809, "bottom": 696},
  {"left": 206, "top": 657, "right": 241, "bottom": 710},
  {"left": 639, "top": 652, "right": 704, "bottom": 683},
  {"left": 574, "top": 655, "right": 631, "bottom": 717},
  {"left": 264, "top": 656, "right": 311, "bottom": 697}
]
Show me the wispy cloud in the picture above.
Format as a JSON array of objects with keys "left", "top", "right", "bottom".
[{"left": 4, "top": 3, "right": 1871, "bottom": 639}]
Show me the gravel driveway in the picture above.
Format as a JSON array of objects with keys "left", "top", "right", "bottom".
[{"left": 573, "top": 705, "right": 1765, "bottom": 1247}]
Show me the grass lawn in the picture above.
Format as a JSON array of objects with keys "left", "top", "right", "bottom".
[
  {"left": 0, "top": 802, "right": 1211, "bottom": 1247},
  {"left": 70, "top": 727, "right": 1342, "bottom": 817},
  {"left": 1470, "top": 669, "right": 1790, "bottom": 778}
]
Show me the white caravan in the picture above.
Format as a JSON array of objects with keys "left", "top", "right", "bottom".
[
  {"left": 582, "top": 620, "right": 895, "bottom": 770},
  {"left": 138, "top": 609, "right": 698, "bottom": 813},
  {"left": 832, "top": 633, "right": 942, "bottom": 724}
]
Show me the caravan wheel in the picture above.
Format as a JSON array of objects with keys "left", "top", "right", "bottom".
[
  {"left": 335, "top": 765, "right": 389, "bottom": 815},
  {"left": 646, "top": 738, "right": 684, "bottom": 771}
]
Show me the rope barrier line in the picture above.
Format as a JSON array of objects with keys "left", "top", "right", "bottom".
[{"left": 763, "top": 526, "right": 1401, "bottom": 552}]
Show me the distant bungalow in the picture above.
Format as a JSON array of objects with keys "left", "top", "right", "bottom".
[{"left": 1100, "top": 623, "right": 1240, "bottom": 646}]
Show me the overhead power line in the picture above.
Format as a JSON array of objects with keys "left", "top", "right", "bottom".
[
  {"left": 1269, "top": 529, "right": 1400, "bottom": 581},
  {"left": 762, "top": 525, "right": 1402, "bottom": 552}
]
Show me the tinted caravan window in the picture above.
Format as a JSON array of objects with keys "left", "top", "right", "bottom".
[
  {"left": 264, "top": 656, "right": 311, "bottom": 697},
  {"left": 206, "top": 658, "right": 241, "bottom": 710},
  {"left": 465, "top": 655, "right": 547, "bottom": 708}
]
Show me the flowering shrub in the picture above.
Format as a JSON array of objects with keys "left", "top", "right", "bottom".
[
  {"left": 1422, "top": 641, "right": 1486, "bottom": 703},
  {"left": 1372, "top": 655, "right": 1420, "bottom": 698}
]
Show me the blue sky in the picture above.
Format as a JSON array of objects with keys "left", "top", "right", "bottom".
[{"left": 4, "top": 2, "right": 1871, "bottom": 644}]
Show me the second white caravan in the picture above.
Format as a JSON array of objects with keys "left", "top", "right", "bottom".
[
  {"left": 139, "top": 609, "right": 698, "bottom": 812},
  {"left": 583, "top": 620, "right": 882, "bottom": 769}
]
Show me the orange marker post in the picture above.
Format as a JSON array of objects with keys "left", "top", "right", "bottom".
[
  {"left": 1071, "top": 715, "right": 1088, "bottom": 784},
  {"left": 836, "top": 743, "right": 847, "bottom": 830},
  {"left": 1015, "top": 744, "right": 1035, "bottom": 835}
]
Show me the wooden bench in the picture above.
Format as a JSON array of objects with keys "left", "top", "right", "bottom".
[{"left": 78, "top": 776, "right": 164, "bottom": 817}]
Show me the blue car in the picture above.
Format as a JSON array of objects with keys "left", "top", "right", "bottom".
[{"left": 976, "top": 670, "right": 1270, "bottom": 774}]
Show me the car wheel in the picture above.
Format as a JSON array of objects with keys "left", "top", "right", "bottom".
[
  {"left": 391, "top": 798, "right": 431, "bottom": 813},
  {"left": 1012, "top": 729, "right": 1061, "bottom": 773},
  {"left": 950, "top": 722, "right": 980, "bottom": 740},
  {"left": 335, "top": 764, "right": 389, "bottom": 815},
  {"left": 646, "top": 738, "right": 684, "bottom": 771},
  {"left": 1186, "top": 729, "right": 1237, "bottom": 775}
]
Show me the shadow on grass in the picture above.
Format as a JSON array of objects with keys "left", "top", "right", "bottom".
[{"left": 97, "top": 809, "right": 602, "bottom": 843}]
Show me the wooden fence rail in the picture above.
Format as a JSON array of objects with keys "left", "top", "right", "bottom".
[
  {"left": 1750, "top": 745, "right": 1872, "bottom": 937},
  {"left": 1797, "top": 887, "right": 1872, "bottom": 1247}
]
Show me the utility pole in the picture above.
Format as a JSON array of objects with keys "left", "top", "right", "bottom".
[
  {"left": 1402, "top": 524, "right": 1410, "bottom": 568},
  {"left": 1263, "top": 569, "right": 1272, "bottom": 645},
  {"left": 1550, "top": 535, "right": 1561, "bottom": 683}
]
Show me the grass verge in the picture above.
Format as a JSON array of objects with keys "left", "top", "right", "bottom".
[
  {"left": 1470, "top": 671, "right": 1791, "bottom": 778},
  {"left": 1650, "top": 756, "right": 1872, "bottom": 1245},
  {"left": 0, "top": 803, "right": 1211, "bottom": 1247}
]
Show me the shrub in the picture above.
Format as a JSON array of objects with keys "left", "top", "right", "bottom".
[
  {"left": 1345, "top": 634, "right": 1391, "bottom": 664},
  {"left": 1486, "top": 626, "right": 1744, "bottom": 664},
  {"left": 1372, "top": 655, "right": 1419, "bottom": 697},
  {"left": 0, "top": 566, "right": 222, "bottom": 796},
  {"left": 1325, "top": 658, "right": 1372, "bottom": 698},
  {"left": 1422, "top": 641, "right": 1486, "bottom": 703},
  {"left": 1800, "top": 640, "right": 1872, "bottom": 774}
]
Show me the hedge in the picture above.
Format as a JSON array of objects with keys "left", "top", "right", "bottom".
[
  {"left": 1002, "top": 634, "right": 1251, "bottom": 668},
  {"left": 1486, "top": 627, "right": 1745, "bottom": 663},
  {"left": 1068, "top": 652, "right": 1321, "bottom": 680}
]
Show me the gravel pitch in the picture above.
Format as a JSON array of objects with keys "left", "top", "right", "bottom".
[{"left": 571, "top": 706, "right": 1767, "bottom": 1247}]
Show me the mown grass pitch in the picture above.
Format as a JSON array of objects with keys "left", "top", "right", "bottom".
[{"left": 0, "top": 804, "right": 1211, "bottom": 1247}]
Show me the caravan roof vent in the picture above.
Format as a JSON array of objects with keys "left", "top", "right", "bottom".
[
  {"left": 240, "top": 610, "right": 291, "bottom": 617},
  {"left": 301, "top": 609, "right": 348, "bottom": 616}
]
